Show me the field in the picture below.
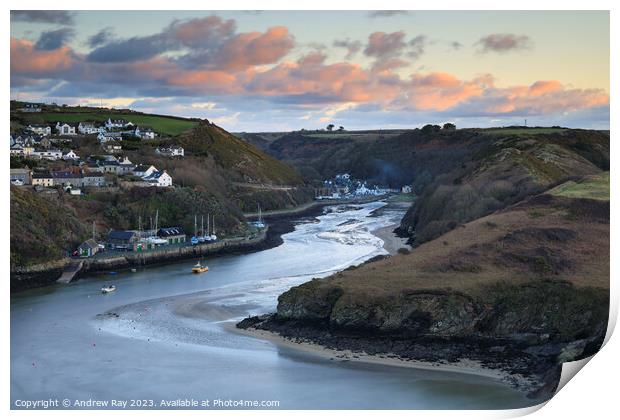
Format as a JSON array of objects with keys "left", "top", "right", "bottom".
[
  {"left": 550, "top": 172, "right": 610, "bottom": 200},
  {"left": 15, "top": 111, "right": 198, "bottom": 136},
  {"left": 482, "top": 127, "right": 568, "bottom": 136}
]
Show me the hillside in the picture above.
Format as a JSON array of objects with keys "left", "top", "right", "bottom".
[
  {"left": 238, "top": 128, "right": 609, "bottom": 399},
  {"left": 10, "top": 105, "right": 313, "bottom": 279},
  {"left": 242, "top": 173, "right": 609, "bottom": 398},
  {"left": 400, "top": 129, "right": 609, "bottom": 243}
]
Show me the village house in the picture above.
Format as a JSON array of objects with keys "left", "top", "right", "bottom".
[
  {"left": 142, "top": 170, "right": 173, "bottom": 187},
  {"left": 133, "top": 164, "right": 158, "bottom": 178},
  {"left": 134, "top": 126, "right": 156, "bottom": 140},
  {"left": 82, "top": 172, "right": 106, "bottom": 187},
  {"left": 98, "top": 132, "right": 123, "bottom": 143},
  {"left": 78, "top": 239, "right": 100, "bottom": 257},
  {"left": 118, "top": 156, "right": 135, "bottom": 174},
  {"left": 157, "top": 227, "right": 186, "bottom": 245},
  {"left": 32, "top": 172, "right": 54, "bottom": 187},
  {"left": 107, "top": 230, "right": 140, "bottom": 251},
  {"left": 10, "top": 168, "right": 32, "bottom": 185},
  {"left": 401, "top": 185, "right": 413, "bottom": 194},
  {"left": 78, "top": 122, "right": 101, "bottom": 135},
  {"left": 99, "top": 160, "right": 121, "bottom": 174},
  {"left": 10, "top": 144, "right": 25, "bottom": 157},
  {"left": 105, "top": 118, "right": 133, "bottom": 130},
  {"left": 51, "top": 171, "right": 82, "bottom": 187},
  {"left": 55, "top": 122, "right": 78, "bottom": 135},
  {"left": 156, "top": 145, "right": 184, "bottom": 157},
  {"left": 104, "top": 144, "right": 122, "bottom": 153},
  {"left": 27, "top": 124, "right": 52, "bottom": 136},
  {"left": 32, "top": 149, "right": 63, "bottom": 160},
  {"left": 20, "top": 103, "right": 42, "bottom": 112},
  {"left": 62, "top": 150, "right": 80, "bottom": 161}
]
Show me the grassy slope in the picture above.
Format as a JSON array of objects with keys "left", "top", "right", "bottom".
[
  {"left": 549, "top": 172, "right": 609, "bottom": 200},
  {"left": 276, "top": 176, "right": 609, "bottom": 347},
  {"left": 15, "top": 111, "right": 198, "bottom": 136}
]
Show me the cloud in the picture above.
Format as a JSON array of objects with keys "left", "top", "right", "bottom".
[
  {"left": 35, "top": 28, "right": 75, "bottom": 51},
  {"left": 407, "top": 35, "right": 426, "bottom": 59},
  {"left": 85, "top": 16, "right": 293, "bottom": 71},
  {"left": 11, "top": 10, "right": 74, "bottom": 25},
  {"left": 476, "top": 33, "right": 532, "bottom": 53},
  {"left": 333, "top": 38, "right": 362, "bottom": 60},
  {"left": 364, "top": 31, "right": 427, "bottom": 62},
  {"left": 11, "top": 37, "right": 75, "bottom": 76},
  {"left": 87, "top": 27, "right": 115, "bottom": 48},
  {"left": 368, "top": 11, "right": 409, "bottom": 18},
  {"left": 364, "top": 31, "right": 407, "bottom": 58},
  {"left": 450, "top": 41, "right": 463, "bottom": 50}
]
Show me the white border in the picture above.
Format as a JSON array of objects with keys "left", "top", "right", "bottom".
[{"left": 3, "top": 1, "right": 616, "bottom": 419}]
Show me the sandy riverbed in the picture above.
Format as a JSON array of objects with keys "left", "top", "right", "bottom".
[
  {"left": 232, "top": 325, "right": 532, "bottom": 387},
  {"left": 372, "top": 223, "right": 411, "bottom": 255}
]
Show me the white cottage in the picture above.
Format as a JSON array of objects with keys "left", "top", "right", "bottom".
[
  {"left": 143, "top": 170, "right": 172, "bottom": 187},
  {"left": 55, "top": 122, "right": 77, "bottom": 135}
]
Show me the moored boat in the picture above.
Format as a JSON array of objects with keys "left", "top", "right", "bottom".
[
  {"left": 192, "top": 261, "right": 209, "bottom": 273},
  {"left": 101, "top": 285, "right": 116, "bottom": 293}
]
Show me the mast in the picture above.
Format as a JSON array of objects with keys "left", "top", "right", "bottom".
[
  {"left": 194, "top": 215, "right": 197, "bottom": 237},
  {"left": 201, "top": 215, "right": 204, "bottom": 237},
  {"left": 155, "top": 209, "right": 159, "bottom": 231},
  {"left": 212, "top": 215, "right": 216, "bottom": 235},
  {"left": 207, "top": 213, "right": 210, "bottom": 236},
  {"left": 92, "top": 221, "right": 96, "bottom": 241}
]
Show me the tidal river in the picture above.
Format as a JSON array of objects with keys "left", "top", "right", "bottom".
[{"left": 11, "top": 201, "right": 533, "bottom": 409}]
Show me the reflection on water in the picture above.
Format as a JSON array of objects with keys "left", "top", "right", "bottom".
[{"left": 11, "top": 202, "right": 536, "bottom": 409}]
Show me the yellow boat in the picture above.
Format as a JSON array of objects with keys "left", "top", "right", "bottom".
[{"left": 192, "top": 261, "right": 209, "bottom": 273}]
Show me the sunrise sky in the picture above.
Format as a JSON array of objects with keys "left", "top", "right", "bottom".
[{"left": 10, "top": 10, "right": 610, "bottom": 131}]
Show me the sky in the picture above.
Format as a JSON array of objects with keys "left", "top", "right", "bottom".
[{"left": 10, "top": 10, "right": 610, "bottom": 131}]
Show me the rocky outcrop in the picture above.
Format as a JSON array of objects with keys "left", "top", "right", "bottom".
[{"left": 240, "top": 279, "right": 608, "bottom": 400}]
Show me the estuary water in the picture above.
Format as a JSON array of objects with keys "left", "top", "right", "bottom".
[{"left": 11, "top": 201, "right": 535, "bottom": 409}]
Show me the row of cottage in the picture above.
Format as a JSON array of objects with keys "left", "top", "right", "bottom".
[
  {"left": 10, "top": 154, "right": 173, "bottom": 188},
  {"left": 26, "top": 118, "right": 156, "bottom": 141}
]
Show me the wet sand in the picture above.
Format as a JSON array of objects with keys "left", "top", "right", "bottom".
[
  {"left": 232, "top": 325, "right": 534, "bottom": 388},
  {"left": 372, "top": 223, "right": 411, "bottom": 255}
]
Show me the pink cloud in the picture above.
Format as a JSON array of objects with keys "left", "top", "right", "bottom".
[
  {"left": 216, "top": 26, "right": 294, "bottom": 71},
  {"left": 11, "top": 37, "right": 75, "bottom": 75}
]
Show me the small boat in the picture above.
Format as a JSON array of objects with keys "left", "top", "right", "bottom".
[
  {"left": 192, "top": 261, "right": 209, "bottom": 274},
  {"left": 101, "top": 285, "right": 116, "bottom": 293},
  {"left": 130, "top": 268, "right": 137, "bottom": 273}
]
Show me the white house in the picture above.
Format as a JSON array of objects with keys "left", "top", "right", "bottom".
[
  {"left": 56, "top": 122, "right": 77, "bottom": 135},
  {"left": 78, "top": 122, "right": 100, "bottom": 135},
  {"left": 133, "top": 164, "right": 158, "bottom": 178},
  {"left": 27, "top": 124, "right": 52, "bottom": 136},
  {"left": 142, "top": 170, "right": 172, "bottom": 187},
  {"left": 105, "top": 118, "right": 132, "bottom": 130},
  {"left": 32, "top": 149, "right": 63, "bottom": 160},
  {"left": 104, "top": 144, "right": 122, "bottom": 153},
  {"left": 62, "top": 150, "right": 80, "bottom": 161},
  {"left": 20, "top": 103, "right": 42, "bottom": 113},
  {"left": 97, "top": 132, "right": 122, "bottom": 143},
  {"left": 156, "top": 146, "right": 184, "bottom": 157},
  {"left": 401, "top": 185, "right": 413, "bottom": 194},
  {"left": 134, "top": 127, "right": 155, "bottom": 139}
]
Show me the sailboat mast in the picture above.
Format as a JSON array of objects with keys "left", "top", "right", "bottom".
[
  {"left": 201, "top": 215, "right": 204, "bottom": 237},
  {"left": 194, "top": 215, "right": 197, "bottom": 237},
  {"left": 207, "top": 213, "right": 210, "bottom": 235}
]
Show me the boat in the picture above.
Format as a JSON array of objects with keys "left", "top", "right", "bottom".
[
  {"left": 101, "top": 285, "right": 116, "bottom": 293},
  {"left": 192, "top": 261, "right": 209, "bottom": 273},
  {"left": 253, "top": 204, "right": 266, "bottom": 229}
]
